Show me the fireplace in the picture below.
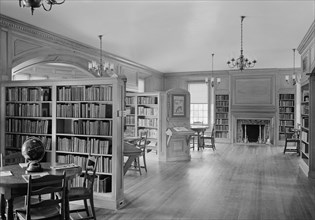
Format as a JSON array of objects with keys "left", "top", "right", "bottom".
[{"left": 237, "top": 119, "right": 270, "bottom": 144}]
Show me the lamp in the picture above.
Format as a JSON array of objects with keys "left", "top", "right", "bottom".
[
  {"left": 227, "top": 16, "right": 257, "bottom": 71},
  {"left": 286, "top": 48, "right": 300, "bottom": 85},
  {"left": 88, "top": 35, "right": 115, "bottom": 77},
  {"left": 19, "top": 0, "right": 65, "bottom": 15},
  {"left": 206, "top": 53, "right": 220, "bottom": 87}
]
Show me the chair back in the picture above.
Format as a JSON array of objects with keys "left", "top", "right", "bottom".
[
  {"left": 137, "top": 130, "right": 148, "bottom": 153},
  {"left": 24, "top": 172, "right": 67, "bottom": 220},
  {"left": 83, "top": 155, "right": 99, "bottom": 192},
  {"left": 0, "top": 152, "right": 26, "bottom": 167},
  {"left": 284, "top": 126, "right": 300, "bottom": 140}
]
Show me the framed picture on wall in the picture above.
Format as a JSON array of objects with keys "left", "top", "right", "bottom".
[{"left": 172, "top": 94, "right": 186, "bottom": 117}]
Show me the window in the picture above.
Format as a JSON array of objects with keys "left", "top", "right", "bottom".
[{"left": 188, "top": 82, "right": 208, "bottom": 124}]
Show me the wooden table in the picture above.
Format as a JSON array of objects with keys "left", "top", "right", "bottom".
[
  {"left": 0, "top": 162, "right": 82, "bottom": 220},
  {"left": 190, "top": 125, "right": 209, "bottom": 150},
  {"left": 123, "top": 142, "right": 142, "bottom": 175}
]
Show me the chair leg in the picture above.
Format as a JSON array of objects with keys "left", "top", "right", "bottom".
[
  {"left": 89, "top": 198, "right": 96, "bottom": 220},
  {"left": 84, "top": 199, "right": 90, "bottom": 217},
  {"left": 136, "top": 157, "right": 141, "bottom": 175},
  {"left": 283, "top": 140, "right": 287, "bottom": 154},
  {"left": 142, "top": 154, "right": 147, "bottom": 172},
  {"left": 0, "top": 194, "right": 6, "bottom": 220}
]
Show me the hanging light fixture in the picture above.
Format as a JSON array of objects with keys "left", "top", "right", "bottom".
[
  {"left": 227, "top": 16, "right": 257, "bottom": 71},
  {"left": 286, "top": 48, "right": 300, "bottom": 85},
  {"left": 19, "top": 0, "right": 65, "bottom": 15},
  {"left": 88, "top": 35, "right": 115, "bottom": 77}
]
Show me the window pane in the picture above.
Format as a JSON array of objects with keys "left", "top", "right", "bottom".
[{"left": 189, "top": 82, "right": 208, "bottom": 124}]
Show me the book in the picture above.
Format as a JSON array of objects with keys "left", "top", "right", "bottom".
[
  {"left": 50, "top": 163, "right": 79, "bottom": 170},
  {"left": 0, "top": 171, "right": 13, "bottom": 177},
  {"left": 22, "top": 172, "right": 49, "bottom": 181}
]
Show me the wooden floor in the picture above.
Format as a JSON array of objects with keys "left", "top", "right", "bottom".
[{"left": 94, "top": 143, "right": 315, "bottom": 219}]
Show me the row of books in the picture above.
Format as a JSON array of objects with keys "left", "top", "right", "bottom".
[
  {"left": 279, "top": 107, "right": 294, "bottom": 113},
  {"left": 215, "top": 118, "right": 229, "bottom": 125},
  {"left": 57, "top": 119, "right": 112, "bottom": 136},
  {"left": 5, "top": 134, "right": 52, "bottom": 150},
  {"left": 137, "top": 96, "right": 158, "bottom": 105},
  {"left": 6, "top": 103, "right": 51, "bottom": 117},
  {"left": 57, "top": 85, "right": 112, "bottom": 101},
  {"left": 215, "top": 101, "right": 229, "bottom": 107},
  {"left": 57, "top": 136, "right": 111, "bottom": 154},
  {"left": 279, "top": 94, "right": 294, "bottom": 100},
  {"left": 279, "top": 114, "right": 294, "bottom": 120},
  {"left": 279, "top": 126, "right": 294, "bottom": 133},
  {"left": 301, "top": 105, "right": 309, "bottom": 115},
  {"left": 125, "top": 115, "right": 135, "bottom": 125},
  {"left": 216, "top": 113, "right": 229, "bottom": 119},
  {"left": 56, "top": 103, "right": 112, "bottom": 118},
  {"left": 216, "top": 95, "right": 229, "bottom": 101},
  {"left": 125, "top": 97, "right": 136, "bottom": 105},
  {"left": 301, "top": 130, "right": 309, "bottom": 143},
  {"left": 71, "top": 174, "right": 112, "bottom": 193},
  {"left": 216, "top": 107, "right": 229, "bottom": 113},
  {"left": 215, "top": 125, "right": 229, "bottom": 131},
  {"left": 279, "top": 120, "right": 294, "bottom": 126},
  {"left": 279, "top": 100, "right": 294, "bottom": 107},
  {"left": 138, "top": 128, "right": 158, "bottom": 139},
  {"left": 138, "top": 118, "right": 158, "bottom": 128},
  {"left": 6, "top": 119, "right": 51, "bottom": 134},
  {"left": 138, "top": 106, "right": 158, "bottom": 116},
  {"left": 56, "top": 154, "right": 112, "bottom": 174},
  {"left": 6, "top": 87, "right": 51, "bottom": 102}
]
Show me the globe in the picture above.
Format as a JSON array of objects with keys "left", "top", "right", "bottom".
[{"left": 21, "top": 137, "right": 45, "bottom": 172}]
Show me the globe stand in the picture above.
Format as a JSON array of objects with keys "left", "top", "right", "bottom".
[{"left": 26, "top": 161, "right": 43, "bottom": 172}]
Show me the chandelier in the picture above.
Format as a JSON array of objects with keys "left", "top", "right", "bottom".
[
  {"left": 19, "top": 0, "right": 65, "bottom": 15},
  {"left": 88, "top": 35, "right": 115, "bottom": 77},
  {"left": 286, "top": 48, "right": 300, "bottom": 85},
  {"left": 227, "top": 16, "right": 257, "bottom": 71}
]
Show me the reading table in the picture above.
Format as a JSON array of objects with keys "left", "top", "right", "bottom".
[{"left": 0, "top": 162, "right": 82, "bottom": 220}]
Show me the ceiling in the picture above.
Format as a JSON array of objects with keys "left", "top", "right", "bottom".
[{"left": 1, "top": 0, "right": 315, "bottom": 73}]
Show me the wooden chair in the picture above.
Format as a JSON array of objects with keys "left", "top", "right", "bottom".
[
  {"left": 131, "top": 130, "right": 150, "bottom": 175},
  {"left": 66, "top": 155, "right": 99, "bottom": 220},
  {"left": 283, "top": 126, "right": 300, "bottom": 155},
  {"left": 15, "top": 172, "right": 67, "bottom": 220},
  {"left": 201, "top": 127, "right": 216, "bottom": 151}
]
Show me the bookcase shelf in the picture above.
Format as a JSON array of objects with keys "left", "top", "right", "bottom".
[
  {"left": 278, "top": 93, "right": 295, "bottom": 141},
  {"left": 0, "top": 78, "right": 125, "bottom": 210},
  {"left": 215, "top": 94, "right": 229, "bottom": 140},
  {"left": 125, "top": 92, "right": 162, "bottom": 153}
]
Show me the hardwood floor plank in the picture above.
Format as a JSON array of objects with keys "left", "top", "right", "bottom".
[{"left": 89, "top": 143, "right": 315, "bottom": 219}]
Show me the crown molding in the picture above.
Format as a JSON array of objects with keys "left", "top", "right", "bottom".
[{"left": 0, "top": 14, "right": 163, "bottom": 76}]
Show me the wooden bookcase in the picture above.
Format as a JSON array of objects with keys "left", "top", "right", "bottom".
[
  {"left": 300, "top": 81, "right": 310, "bottom": 175},
  {"left": 278, "top": 93, "right": 295, "bottom": 141},
  {"left": 125, "top": 92, "right": 162, "bottom": 154},
  {"left": 214, "top": 94, "right": 229, "bottom": 140},
  {"left": 0, "top": 78, "right": 125, "bottom": 209}
]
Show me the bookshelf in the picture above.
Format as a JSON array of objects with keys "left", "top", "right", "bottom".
[
  {"left": 125, "top": 92, "right": 161, "bottom": 154},
  {"left": 278, "top": 93, "right": 295, "bottom": 141},
  {"left": 215, "top": 94, "right": 229, "bottom": 141},
  {"left": 0, "top": 78, "right": 125, "bottom": 210},
  {"left": 300, "top": 81, "right": 310, "bottom": 175}
]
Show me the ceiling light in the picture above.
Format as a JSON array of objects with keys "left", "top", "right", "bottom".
[
  {"left": 19, "top": 0, "right": 65, "bottom": 15},
  {"left": 227, "top": 16, "right": 257, "bottom": 71},
  {"left": 88, "top": 35, "right": 115, "bottom": 77}
]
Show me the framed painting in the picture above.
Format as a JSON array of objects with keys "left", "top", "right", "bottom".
[{"left": 172, "top": 94, "right": 186, "bottom": 117}]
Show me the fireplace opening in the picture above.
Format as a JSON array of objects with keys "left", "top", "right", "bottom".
[
  {"left": 236, "top": 119, "right": 270, "bottom": 144},
  {"left": 242, "top": 125, "right": 260, "bottom": 142}
]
